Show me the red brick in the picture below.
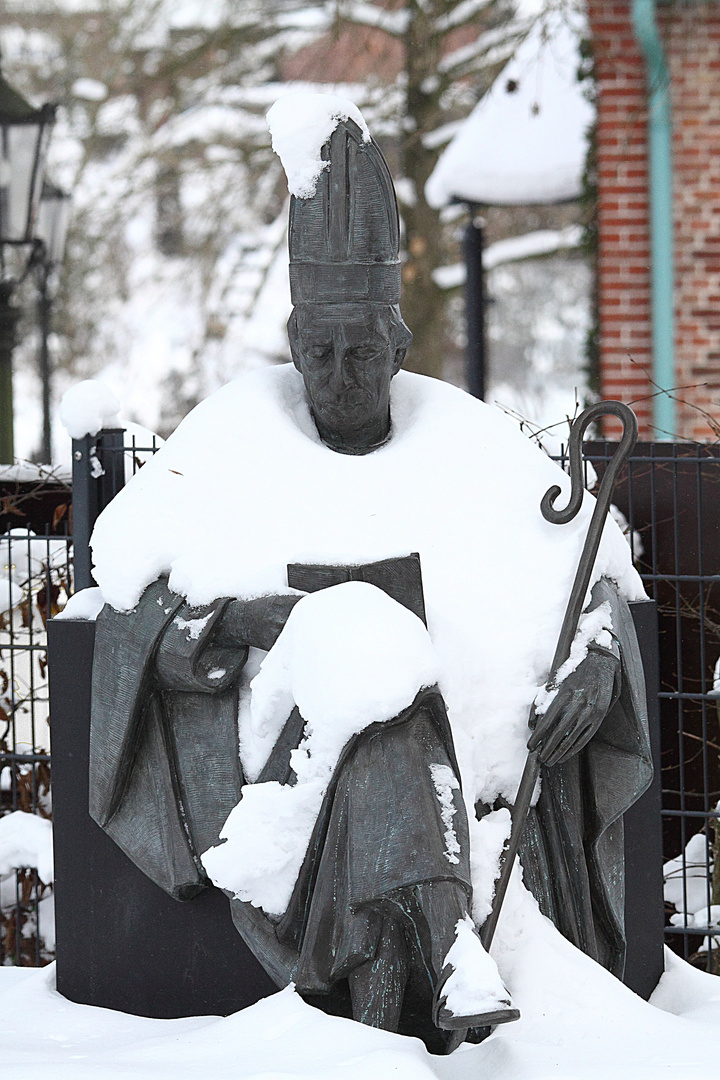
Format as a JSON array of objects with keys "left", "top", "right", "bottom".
[{"left": 589, "top": 0, "right": 720, "bottom": 440}]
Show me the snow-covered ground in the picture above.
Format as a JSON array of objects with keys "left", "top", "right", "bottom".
[{"left": 3, "top": 939, "right": 720, "bottom": 1079}]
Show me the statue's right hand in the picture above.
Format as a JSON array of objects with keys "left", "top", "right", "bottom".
[{"left": 216, "top": 593, "right": 304, "bottom": 651}]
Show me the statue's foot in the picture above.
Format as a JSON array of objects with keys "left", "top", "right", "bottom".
[
  {"left": 434, "top": 998, "right": 520, "bottom": 1030},
  {"left": 432, "top": 916, "right": 520, "bottom": 1034},
  {"left": 433, "top": 963, "right": 520, "bottom": 1030}
]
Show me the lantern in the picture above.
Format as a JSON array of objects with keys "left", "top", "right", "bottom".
[{"left": 0, "top": 71, "right": 55, "bottom": 244}]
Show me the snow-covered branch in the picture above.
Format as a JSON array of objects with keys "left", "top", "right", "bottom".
[
  {"left": 438, "top": 21, "right": 525, "bottom": 75},
  {"left": 434, "top": 0, "right": 496, "bottom": 33},
  {"left": 335, "top": 1, "right": 410, "bottom": 36}
]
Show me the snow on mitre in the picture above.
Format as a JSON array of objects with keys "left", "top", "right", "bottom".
[
  {"left": 268, "top": 92, "right": 401, "bottom": 307},
  {"left": 267, "top": 92, "right": 370, "bottom": 199}
]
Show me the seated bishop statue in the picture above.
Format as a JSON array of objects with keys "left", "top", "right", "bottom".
[{"left": 88, "top": 94, "right": 653, "bottom": 1055}]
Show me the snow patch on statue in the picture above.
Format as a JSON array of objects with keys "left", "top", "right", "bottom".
[
  {"left": 440, "top": 915, "right": 512, "bottom": 1016},
  {"left": 534, "top": 600, "right": 615, "bottom": 715},
  {"left": 469, "top": 809, "right": 512, "bottom": 925},
  {"left": 267, "top": 92, "right": 370, "bottom": 198},
  {"left": 202, "top": 582, "right": 439, "bottom": 915},
  {"left": 429, "top": 763, "right": 461, "bottom": 865}
]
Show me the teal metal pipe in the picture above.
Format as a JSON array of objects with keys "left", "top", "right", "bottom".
[{"left": 631, "top": 0, "right": 676, "bottom": 437}]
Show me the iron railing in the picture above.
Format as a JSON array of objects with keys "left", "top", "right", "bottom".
[
  {"left": 579, "top": 442, "right": 720, "bottom": 971},
  {"left": 0, "top": 491, "right": 71, "bottom": 965}
]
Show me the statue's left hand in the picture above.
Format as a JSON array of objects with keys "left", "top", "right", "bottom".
[
  {"left": 527, "top": 646, "right": 621, "bottom": 767},
  {"left": 216, "top": 594, "right": 303, "bottom": 651}
]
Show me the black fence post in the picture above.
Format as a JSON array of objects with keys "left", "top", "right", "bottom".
[
  {"left": 97, "top": 427, "right": 126, "bottom": 511},
  {"left": 71, "top": 427, "right": 125, "bottom": 591},
  {"left": 70, "top": 435, "right": 98, "bottom": 592}
]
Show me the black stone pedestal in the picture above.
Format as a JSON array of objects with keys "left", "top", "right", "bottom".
[
  {"left": 48, "top": 618, "right": 276, "bottom": 1018},
  {"left": 624, "top": 599, "right": 665, "bottom": 999}
]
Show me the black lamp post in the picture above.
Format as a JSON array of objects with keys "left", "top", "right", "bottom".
[
  {"left": 0, "top": 69, "right": 56, "bottom": 463},
  {"left": 34, "top": 181, "right": 71, "bottom": 463},
  {"left": 462, "top": 204, "right": 486, "bottom": 401}
]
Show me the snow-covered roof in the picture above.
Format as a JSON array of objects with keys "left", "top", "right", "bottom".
[{"left": 426, "top": 14, "right": 594, "bottom": 208}]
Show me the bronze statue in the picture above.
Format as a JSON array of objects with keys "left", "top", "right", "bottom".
[{"left": 89, "top": 114, "right": 652, "bottom": 1055}]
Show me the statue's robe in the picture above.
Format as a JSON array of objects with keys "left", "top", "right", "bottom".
[
  {"left": 87, "top": 366, "right": 653, "bottom": 1027},
  {"left": 90, "top": 575, "right": 650, "bottom": 998},
  {"left": 90, "top": 575, "right": 473, "bottom": 1012}
]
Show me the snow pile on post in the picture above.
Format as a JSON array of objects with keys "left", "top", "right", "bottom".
[
  {"left": 59, "top": 381, "right": 121, "bottom": 440},
  {"left": 267, "top": 92, "right": 370, "bottom": 198},
  {"left": 0, "top": 810, "right": 53, "bottom": 883}
]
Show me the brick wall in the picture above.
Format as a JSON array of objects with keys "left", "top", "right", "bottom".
[{"left": 588, "top": 1, "right": 720, "bottom": 441}]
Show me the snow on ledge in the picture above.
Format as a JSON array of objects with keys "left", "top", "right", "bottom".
[
  {"left": 0, "top": 462, "right": 71, "bottom": 484},
  {"left": 54, "top": 587, "right": 105, "bottom": 622},
  {"left": 267, "top": 92, "right": 370, "bottom": 199},
  {"left": 0, "top": 810, "right": 53, "bottom": 882},
  {"left": 433, "top": 225, "right": 583, "bottom": 289}
]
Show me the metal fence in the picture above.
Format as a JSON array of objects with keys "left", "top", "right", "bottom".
[
  {"left": 581, "top": 442, "right": 720, "bottom": 972},
  {"left": 0, "top": 432, "right": 158, "bottom": 967},
  {"left": 2, "top": 430, "right": 719, "bottom": 973},
  {"left": 0, "top": 477, "right": 71, "bottom": 965}
]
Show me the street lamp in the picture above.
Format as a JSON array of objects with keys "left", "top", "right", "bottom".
[
  {"left": 0, "top": 69, "right": 56, "bottom": 463},
  {"left": 35, "top": 181, "right": 71, "bottom": 462},
  {"left": 460, "top": 203, "right": 486, "bottom": 401},
  {"left": 36, "top": 181, "right": 71, "bottom": 266}
]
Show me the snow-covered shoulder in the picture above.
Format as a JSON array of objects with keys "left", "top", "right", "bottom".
[{"left": 90, "top": 364, "right": 641, "bottom": 612}]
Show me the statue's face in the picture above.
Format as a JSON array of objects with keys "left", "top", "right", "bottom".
[{"left": 290, "top": 304, "right": 403, "bottom": 454}]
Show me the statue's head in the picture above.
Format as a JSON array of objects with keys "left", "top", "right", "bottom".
[
  {"left": 285, "top": 115, "right": 410, "bottom": 454},
  {"left": 288, "top": 302, "right": 411, "bottom": 454}
]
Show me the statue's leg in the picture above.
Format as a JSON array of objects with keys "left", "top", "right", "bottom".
[{"left": 348, "top": 915, "right": 408, "bottom": 1031}]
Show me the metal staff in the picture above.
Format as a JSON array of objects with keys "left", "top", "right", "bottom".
[{"left": 480, "top": 400, "right": 638, "bottom": 950}]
